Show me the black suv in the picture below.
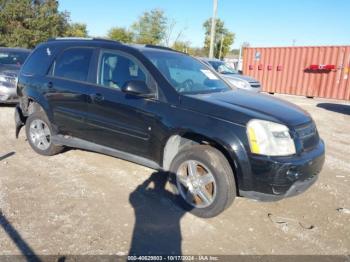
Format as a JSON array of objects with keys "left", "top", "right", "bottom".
[{"left": 15, "top": 38, "right": 325, "bottom": 218}]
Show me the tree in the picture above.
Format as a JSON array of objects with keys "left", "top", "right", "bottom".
[
  {"left": 203, "top": 18, "right": 235, "bottom": 59},
  {"left": 230, "top": 49, "right": 240, "bottom": 57},
  {"left": 172, "top": 41, "right": 190, "bottom": 53},
  {"left": 64, "top": 23, "right": 88, "bottom": 37},
  {"left": 29, "top": 0, "right": 70, "bottom": 46},
  {"left": 107, "top": 27, "right": 133, "bottom": 43},
  {"left": 0, "top": 0, "right": 34, "bottom": 48},
  {"left": 0, "top": 0, "right": 86, "bottom": 48},
  {"left": 172, "top": 41, "right": 206, "bottom": 57},
  {"left": 163, "top": 19, "right": 187, "bottom": 47},
  {"left": 131, "top": 9, "right": 167, "bottom": 45},
  {"left": 188, "top": 47, "right": 206, "bottom": 57}
]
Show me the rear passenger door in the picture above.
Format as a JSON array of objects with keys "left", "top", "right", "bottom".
[{"left": 45, "top": 47, "right": 95, "bottom": 138}]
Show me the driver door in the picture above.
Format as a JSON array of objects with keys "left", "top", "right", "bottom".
[{"left": 84, "top": 49, "right": 160, "bottom": 160}]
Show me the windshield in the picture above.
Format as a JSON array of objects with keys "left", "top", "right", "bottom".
[
  {"left": 208, "top": 61, "right": 238, "bottom": 75},
  {"left": 0, "top": 50, "right": 30, "bottom": 66},
  {"left": 143, "top": 50, "right": 232, "bottom": 94}
]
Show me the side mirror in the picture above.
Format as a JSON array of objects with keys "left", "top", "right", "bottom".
[{"left": 121, "top": 80, "right": 154, "bottom": 98}]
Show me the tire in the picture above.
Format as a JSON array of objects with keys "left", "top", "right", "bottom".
[
  {"left": 25, "top": 110, "right": 63, "bottom": 156},
  {"left": 169, "top": 145, "right": 236, "bottom": 218}
]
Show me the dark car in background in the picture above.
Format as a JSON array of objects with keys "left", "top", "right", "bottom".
[
  {"left": 15, "top": 38, "right": 324, "bottom": 217},
  {"left": 199, "top": 57, "right": 261, "bottom": 92},
  {"left": 0, "top": 47, "right": 31, "bottom": 103}
]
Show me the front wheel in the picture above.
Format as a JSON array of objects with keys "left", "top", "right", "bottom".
[{"left": 169, "top": 145, "right": 236, "bottom": 218}]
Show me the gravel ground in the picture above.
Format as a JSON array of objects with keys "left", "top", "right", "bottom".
[{"left": 0, "top": 94, "right": 349, "bottom": 256}]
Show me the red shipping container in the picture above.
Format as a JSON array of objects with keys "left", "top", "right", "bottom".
[{"left": 243, "top": 46, "right": 350, "bottom": 100}]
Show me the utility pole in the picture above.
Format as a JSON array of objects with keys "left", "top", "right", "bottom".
[
  {"left": 238, "top": 44, "right": 243, "bottom": 71},
  {"left": 209, "top": 0, "right": 218, "bottom": 58}
]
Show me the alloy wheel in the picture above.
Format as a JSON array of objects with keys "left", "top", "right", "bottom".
[
  {"left": 176, "top": 160, "right": 217, "bottom": 208},
  {"left": 29, "top": 119, "right": 51, "bottom": 151}
]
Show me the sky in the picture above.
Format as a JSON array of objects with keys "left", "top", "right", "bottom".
[{"left": 59, "top": 0, "right": 350, "bottom": 49}]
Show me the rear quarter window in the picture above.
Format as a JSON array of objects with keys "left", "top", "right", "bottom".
[
  {"left": 21, "top": 45, "right": 56, "bottom": 76},
  {"left": 53, "top": 47, "right": 93, "bottom": 82}
]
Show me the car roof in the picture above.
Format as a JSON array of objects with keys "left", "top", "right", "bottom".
[
  {"left": 44, "top": 37, "right": 184, "bottom": 55},
  {"left": 0, "top": 47, "right": 31, "bottom": 53}
]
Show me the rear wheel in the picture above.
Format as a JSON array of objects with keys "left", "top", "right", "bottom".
[
  {"left": 25, "top": 110, "right": 63, "bottom": 156},
  {"left": 169, "top": 145, "right": 236, "bottom": 218}
]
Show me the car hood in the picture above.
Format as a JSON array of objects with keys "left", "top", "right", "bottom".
[
  {"left": 182, "top": 90, "right": 312, "bottom": 127},
  {"left": 220, "top": 73, "right": 258, "bottom": 83}
]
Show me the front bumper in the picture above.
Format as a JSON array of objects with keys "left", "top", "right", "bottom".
[
  {"left": 239, "top": 140, "right": 325, "bottom": 201},
  {"left": 0, "top": 84, "right": 18, "bottom": 103}
]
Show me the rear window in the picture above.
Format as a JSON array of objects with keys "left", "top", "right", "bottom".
[
  {"left": 21, "top": 45, "right": 56, "bottom": 75},
  {"left": 53, "top": 48, "right": 93, "bottom": 82},
  {"left": 0, "top": 50, "right": 29, "bottom": 66}
]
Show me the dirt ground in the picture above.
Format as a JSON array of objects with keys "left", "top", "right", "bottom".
[{"left": 0, "top": 94, "right": 349, "bottom": 256}]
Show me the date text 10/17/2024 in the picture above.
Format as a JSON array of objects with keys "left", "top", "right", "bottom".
[{"left": 127, "top": 255, "right": 219, "bottom": 261}]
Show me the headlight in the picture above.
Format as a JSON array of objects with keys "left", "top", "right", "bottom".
[
  {"left": 228, "top": 79, "right": 250, "bottom": 89},
  {"left": 247, "top": 119, "right": 296, "bottom": 156}
]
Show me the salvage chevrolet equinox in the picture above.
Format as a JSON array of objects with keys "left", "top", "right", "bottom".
[{"left": 15, "top": 38, "right": 325, "bottom": 218}]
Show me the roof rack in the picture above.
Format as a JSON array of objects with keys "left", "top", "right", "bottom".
[
  {"left": 48, "top": 37, "right": 92, "bottom": 41},
  {"left": 92, "top": 38, "right": 122, "bottom": 44},
  {"left": 144, "top": 44, "right": 176, "bottom": 51},
  {"left": 47, "top": 37, "right": 121, "bottom": 44}
]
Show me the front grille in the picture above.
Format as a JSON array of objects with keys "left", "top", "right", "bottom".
[
  {"left": 295, "top": 122, "right": 319, "bottom": 151},
  {"left": 8, "top": 78, "right": 17, "bottom": 84},
  {"left": 0, "top": 76, "right": 16, "bottom": 86}
]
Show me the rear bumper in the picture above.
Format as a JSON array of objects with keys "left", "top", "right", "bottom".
[
  {"left": 0, "top": 84, "right": 18, "bottom": 103},
  {"left": 239, "top": 140, "right": 325, "bottom": 201}
]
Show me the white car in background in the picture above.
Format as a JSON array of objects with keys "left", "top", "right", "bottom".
[
  {"left": 199, "top": 58, "right": 261, "bottom": 92},
  {"left": 0, "top": 47, "right": 31, "bottom": 103}
]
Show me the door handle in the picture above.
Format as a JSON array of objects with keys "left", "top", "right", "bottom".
[{"left": 90, "top": 93, "right": 104, "bottom": 102}]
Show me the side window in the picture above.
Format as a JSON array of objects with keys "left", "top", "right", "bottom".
[
  {"left": 21, "top": 45, "right": 56, "bottom": 76},
  {"left": 98, "top": 51, "right": 151, "bottom": 90},
  {"left": 53, "top": 48, "right": 93, "bottom": 82}
]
